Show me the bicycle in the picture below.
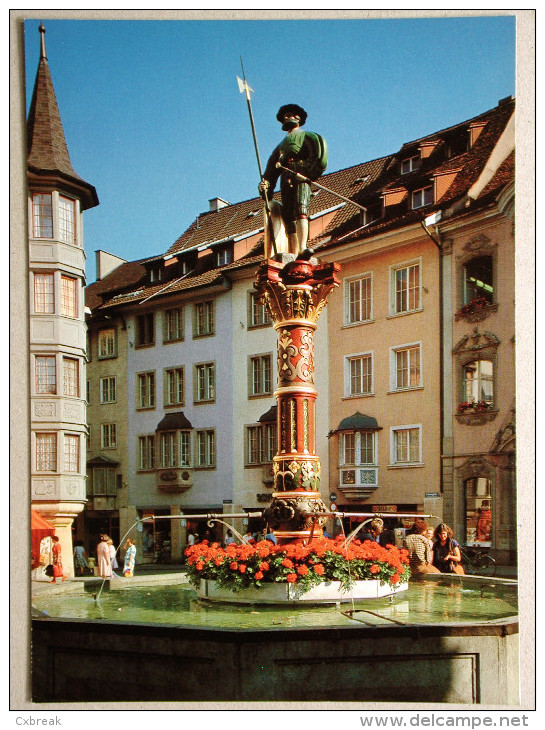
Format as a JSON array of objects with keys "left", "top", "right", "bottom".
[{"left": 460, "top": 546, "right": 496, "bottom": 576}]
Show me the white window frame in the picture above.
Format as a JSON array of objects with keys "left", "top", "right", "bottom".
[
  {"left": 137, "top": 371, "right": 156, "bottom": 409},
  {"left": 101, "top": 423, "right": 117, "bottom": 450},
  {"left": 138, "top": 435, "right": 155, "bottom": 471},
  {"left": 246, "top": 423, "right": 277, "bottom": 465},
  {"left": 217, "top": 248, "right": 233, "bottom": 267},
  {"left": 35, "top": 355, "right": 57, "bottom": 395},
  {"left": 36, "top": 432, "right": 57, "bottom": 472},
  {"left": 338, "top": 430, "right": 378, "bottom": 488},
  {"left": 411, "top": 186, "right": 433, "bottom": 209},
  {"left": 100, "top": 376, "right": 117, "bottom": 404},
  {"left": 165, "top": 367, "right": 184, "bottom": 406},
  {"left": 401, "top": 155, "right": 421, "bottom": 175},
  {"left": 390, "top": 258, "right": 422, "bottom": 316},
  {"left": 164, "top": 307, "right": 184, "bottom": 343},
  {"left": 249, "top": 291, "right": 271, "bottom": 328},
  {"left": 98, "top": 328, "right": 117, "bottom": 359},
  {"left": 343, "top": 272, "right": 373, "bottom": 326},
  {"left": 195, "top": 429, "right": 216, "bottom": 468},
  {"left": 249, "top": 354, "right": 273, "bottom": 397},
  {"left": 33, "top": 272, "right": 55, "bottom": 314},
  {"left": 390, "top": 342, "right": 423, "bottom": 391},
  {"left": 32, "top": 193, "right": 53, "bottom": 238},
  {"left": 194, "top": 362, "right": 215, "bottom": 403},
  {"left": 344, "top": 351, "right": 373, "bottom": 397},
  {"left": 60, "top": 275, "right": 78, "bottom": 318},
  {"left": 194, "top": 300, "right": 215, "bottom": 337},
  {"left": 63, "top": 357, "right": 80, "bottom": 397},
  {"left": 390, "top": 424, "right": 422, "bottom": 466},
  {"left": 463, "top": 359, "right": 494, "bottom": 406},
  {"left": 58, "top": 195, "right": 76, "bottom": 245},
  {"left": 64, "top": 433, "right": 80, "bottom": 472}
]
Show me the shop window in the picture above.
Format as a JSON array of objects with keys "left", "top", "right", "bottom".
[{"left": 464, "top": 477, "right": 492, "bottom": 546}]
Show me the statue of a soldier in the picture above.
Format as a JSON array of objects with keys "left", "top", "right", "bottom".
[{"left": 258, "top": 104, "right": 328, "bottom": 257}]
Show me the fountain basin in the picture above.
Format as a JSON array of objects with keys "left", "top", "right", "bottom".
[
  {"left": 198, "top": 577, "right": 408, "bottom": 603},
  {"left": 31, "top": 574, "right": 519, "bottom": 704}
]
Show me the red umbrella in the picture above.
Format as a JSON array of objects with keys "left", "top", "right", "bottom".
[{"left": 31, "top": 510, "right": 55, "bottom": 569}]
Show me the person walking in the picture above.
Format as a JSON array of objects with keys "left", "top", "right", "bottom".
[
  {"left": 50, "top": 535, "right": 66, "bottom": 583},
  {"left": 97, "top": 534, "right": 112, "bottom": 580},
  {"left": 123, "top": 538, "right": 137, "bottom": 577},
  {"left": 73, "top": 539, "right": 89, "bottom": 576},
  {"left": 107, "top": 537, "right": 119, "bottom": 578}
]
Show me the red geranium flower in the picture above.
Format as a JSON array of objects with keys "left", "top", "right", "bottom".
[
  {"left": 282, "top": 558, "right": 294, "bottom": 569},
  {"left": 390, "top": 573, "right": 400, "bottom": 584},
  {"left": 259, "top": 561, "right": 270, "bottom": 571},
  {"left": 296, "top": 564, "right": 309, "bottom": 576},
  {"left": 239, "top": 563, "right": 247, "bottom": 573},
  {"left": 196, "top": 561, "right": 204, "bottom": 571},
  {"left": 230, "top": 561, "right": 238, "bottom": 570},
  {"left": 255, "top": 571, "right": 264, "bottom": 580},
  {"left": 313, "top": 564, "right": 325, "bottom": 575},
  {"left": 286, "top": 573, "right": 297, "bottom": 583}
]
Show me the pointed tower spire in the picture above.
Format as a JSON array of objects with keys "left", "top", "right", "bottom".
[{"left": 27, "top": 22, "right": 98, "bottom": 209}]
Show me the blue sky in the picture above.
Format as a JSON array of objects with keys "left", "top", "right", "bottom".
[{"left": 23, "top": 15, "right": 515, "bottom": 283}]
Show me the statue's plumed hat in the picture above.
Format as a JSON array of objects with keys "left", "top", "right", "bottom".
[{"left": 276, "top": 104, "right": 308, "bottom": 126}]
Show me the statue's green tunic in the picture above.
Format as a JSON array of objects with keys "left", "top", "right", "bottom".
[{"left": 262, "top": 128, "right": 328, "bottom": 235}]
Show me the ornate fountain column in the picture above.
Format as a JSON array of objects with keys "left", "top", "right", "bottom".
[{"left": 255, "top": 255, "right": 340, "bottom": 544}]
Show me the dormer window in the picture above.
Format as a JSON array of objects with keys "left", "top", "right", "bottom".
[
  {"left": 401, "top": 155, "right": 421, "bottom": 175},
  {"left": 179, "top": 254, "right": 197, "bottom": 276},
  {"left": 149, "top": 265, "right": 163, "bottom": 283},
  {"left": 359, "top": 202, "right": 382, "bottom": 227},
  {"left": 217, "top": 245, "right": 233, "bottom": 267},
  {"left": 411, "top": 186, "right": 433, "bottom": 209}
]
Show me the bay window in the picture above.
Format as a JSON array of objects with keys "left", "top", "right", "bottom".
[
  {"left": 34, "top": 273, "right": 55, "bottom": 313},
  {"left": 339, "top": 430, "right": 377, "bottom": 487}
]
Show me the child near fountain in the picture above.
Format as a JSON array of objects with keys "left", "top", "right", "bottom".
[{"left": 123, "top": 538, "right": 136, "bottom": 577}]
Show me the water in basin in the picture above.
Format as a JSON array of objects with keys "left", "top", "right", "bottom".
[{"left": 33, "top": 578, "right": 517, "bottom": 629}]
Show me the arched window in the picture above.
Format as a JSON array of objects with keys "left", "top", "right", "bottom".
[
  {"left": 463, "top": 255, "right": 493, "bottom": 305},
  {"left": 463, "top": 359, "right": 494, "bottom": 405},
  {"left": 464, "top": 477, "right": 492, "bottom": 546}
]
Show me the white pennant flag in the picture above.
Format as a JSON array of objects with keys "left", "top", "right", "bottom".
[{"left": 237, "top": 76, "right": 253, "bottom": 99}]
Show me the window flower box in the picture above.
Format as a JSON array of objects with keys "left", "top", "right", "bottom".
[
  {"left": 456, "top": 401, "right": 498, "bottom": 425},
  {"left": 455, "top": 298, "right": 498, "bottom": 323}
]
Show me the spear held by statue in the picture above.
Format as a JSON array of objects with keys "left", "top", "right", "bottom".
[{"left": 237, "top": 61, "right": 278, "bottom": 257}]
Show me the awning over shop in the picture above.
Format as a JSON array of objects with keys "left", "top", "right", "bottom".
[
  {"left": 333, "top": 412, "right": 382, "bottom": 433},
  {"left": 31, "top": 510, "right": 55, "bottom": 569}
]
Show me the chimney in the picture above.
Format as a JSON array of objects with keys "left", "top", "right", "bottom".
[
  {"left": 209, "top": 197, "right": 230, "bottom": 213},
  {"left": 95, "top": 250, "right": 126, "bottom": 281}
]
